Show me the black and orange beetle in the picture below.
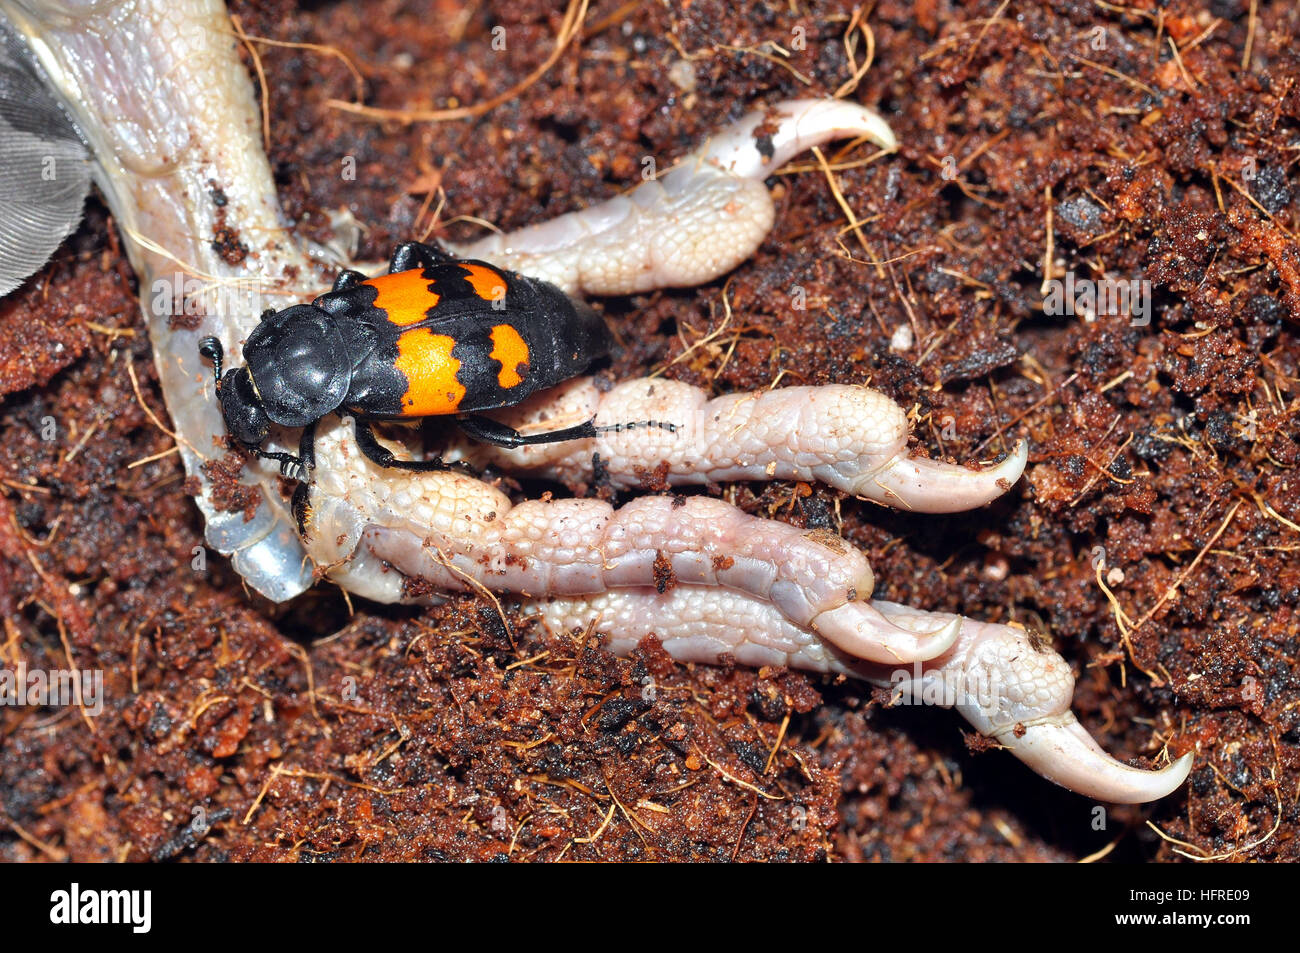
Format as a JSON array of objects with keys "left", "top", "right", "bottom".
[{"left": 199, "top": 241, "right": 651, "bottom": 477}]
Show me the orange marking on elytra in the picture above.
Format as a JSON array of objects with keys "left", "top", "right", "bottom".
[
  {"left": 393, "top": 329, "right": 465, "bottom": 415},
  {"left": 489, "top": 324, "right": 530, "bottom": 389},
  {"left": 365, "top": 271, "right": 439, "bottom": 326},
  {"left": 461, "top": 263, "right": 508, "bottom": 304}
]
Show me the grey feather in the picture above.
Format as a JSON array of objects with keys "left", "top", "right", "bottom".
[{"left": 0, "top": 21, "right": 91, "bottom": 296}]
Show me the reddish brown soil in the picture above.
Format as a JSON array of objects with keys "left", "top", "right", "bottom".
[{"left": 2, "top": 0, "right": 1298, "bottom": 862}]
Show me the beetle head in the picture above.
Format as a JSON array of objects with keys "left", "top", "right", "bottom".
[{"left": 217, "top": 365, "right": 272, "bottom": 447}]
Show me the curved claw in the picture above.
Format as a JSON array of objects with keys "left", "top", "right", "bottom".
[
  {"left": 992, "top": 715, "right": 1195, "bottom": 804},
  {"left": 812, "top": 602, "right": 962, "bottom": 665},
  {"left": 870, "top": 600, "right": 1191, "bottom": 803},
  {"left": 695, "top": 97, "right": 898, "bottom": 179},
  {"left": 859, "top": 439, "right": 1028, "bottom": 512}
]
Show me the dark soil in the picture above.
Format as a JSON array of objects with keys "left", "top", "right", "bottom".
[{"left": 2, "top": 0, "right": 1298, "bottom": 862}]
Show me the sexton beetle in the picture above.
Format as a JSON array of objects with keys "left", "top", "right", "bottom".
[{"left": 200, "top": 241, "right": 669, "bottom": 478}]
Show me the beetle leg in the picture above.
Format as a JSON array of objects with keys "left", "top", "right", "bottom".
[
  {"left": 388, "top": 243, "right": 418, "bottom": 273},
  {"left": 388, "top": 240, "right": 456, "bottom": 274},
  {"left": 415, "top": 241, "right": 457, "bottom": 264},
  {"left": 457, "top": 414, "right": 599, "bottom": 449},
  {"left": 354, "top": 418, "right": 448, "bottom": 471},
  {"left": 252, "top": 447, "right": 308, "bottom": 480},
  {"left": 249, "top": 423, "right": 317, "bottom": 480},
  {"left": 331, "top": 268, "right": 367, "bottom": 292},
  {"left": 296, "top": 420, "right": 317, "bottom": 471},
  {"left": 255, "top": 423, "right": 317, "bottom": 483}
]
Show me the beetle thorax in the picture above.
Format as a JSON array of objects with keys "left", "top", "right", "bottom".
[{"left": 244, "top": 304, "right": 351, "bottom": 427}]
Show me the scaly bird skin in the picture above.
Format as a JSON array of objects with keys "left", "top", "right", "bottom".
[
  {"left": 449, "top": 97, "right": 898, "bottom": 298},
  {"left": 305, "top": 413, "right": 982, "bottom": 666},
  {"left": 533, "top": 593, "right": 1189, "bottom": 804},
  {"left": 300, "top": 411, "right": 1189, "bottom": 804},
  {"left": 458, "top": 377, "right": 1029, "bottom": 512},
  {"left": 4, "top": 0, "right": 1192, "bottom": 804}
]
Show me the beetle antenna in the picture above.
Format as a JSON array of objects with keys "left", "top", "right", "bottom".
[
  {"left": 198, "top": 337, "right": 224, "bottom": 391},
  {"left": 593, "top": 420, "right": 679, "bottom": 435}
]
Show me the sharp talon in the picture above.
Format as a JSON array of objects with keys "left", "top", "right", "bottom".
[
  {"left": 860, "top": 439, "right": 1029, "bottom": 512},
  {"left": 695, "top": 97, "right": 898, "bottom": 179},
  {"left": 991, "top": 715, "right": 1195, "bottom": 804}
]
